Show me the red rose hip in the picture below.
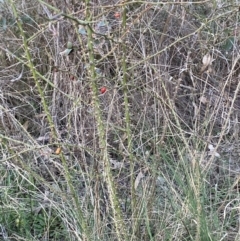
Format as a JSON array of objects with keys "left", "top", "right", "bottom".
[{"left": 100, "top": 87, "right": 107, "bottom": 94}]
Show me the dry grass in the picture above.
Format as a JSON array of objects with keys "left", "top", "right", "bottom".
[{"left": 1, "top": 0, "right": 240, "bottom": 240}]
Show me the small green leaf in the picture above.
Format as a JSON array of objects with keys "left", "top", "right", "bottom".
[
  {"left": 67, "top": 41, "right": 73, "bottom": 49},
  {"left": 222, "top": 37, "right": 235, "bottom": 52},
  {"left": 78, "top": 27, "right": 87, "bottom": 35},
  {"left": 0, "top": 17, "right": 7, "bottom": 31}
]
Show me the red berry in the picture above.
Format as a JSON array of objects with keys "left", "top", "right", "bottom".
[
  {"left": 114, "top": 12, "right": 121, "bottom": 18},
  {"left": 100, "top": 87, "right": 107, "bottom": 94}
]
